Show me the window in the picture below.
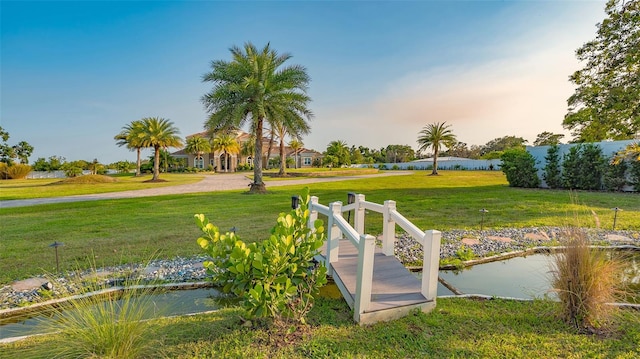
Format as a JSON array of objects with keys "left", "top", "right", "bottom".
[
  {"left": 194, "top": 156, "right": 204, "bottom": 169},
  {"left": 303, "top": 157, "right": 312, "bottom": 165}
]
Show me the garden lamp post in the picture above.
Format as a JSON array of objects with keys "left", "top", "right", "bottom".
[
  {"left": 291, "top": 195, "right": 300, "bottom": 210},
  {"left": 479, "top": 208, "right": 489, "bottom": 231},
  {"left": 612, "top": 207, "right": 622, "bottom": 230},
  {"left": 49, "top": 241, "right": 64, "bottom": 273}
]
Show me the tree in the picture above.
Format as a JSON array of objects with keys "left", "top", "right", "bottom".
[
  {"left": 385, "top": 144, "right": 415, "bottom": 163},
  {"left": 543, "top": 145, "right": 563, "bottom": 189},
  {"left": 212, "top": 133, "right": 240, "bottom": 172},
  {"left": 138, "top": 117, "right": 183, "bottom": 181},
  {"left": 273, "top": 112, "right": 310, "bottom": 175},
  {"left": 501, "top": 149, "right": 540, "bottom": 188},
  {"left": 533, "top": 131, "right": 565, "bottom": 146},
  {"left": 0, "top": 126, "right": 34, "bottom": 165},
  {"left": 417, "top": 122, "right": 457, "bottom": 175},
  {"left": 482, "top": 135, "right": 527, "bottom": 154},
  {"left": 289, "top": 139, "right": 304, "bottom": 169},
  {"left": 202, "top": 42, "right": 313, "bottom": 193},
  {"left": 115, "top": 120, "right": 146, "bottom": 176},
  {"left": 325, "top": 140, "right": 351, "bottom": 167},
  {"left": 564, "top": 0, "right": 640, "bottom": 141},
  {"left": 185, "top": 136, "right": 212, "bottom": 169}
]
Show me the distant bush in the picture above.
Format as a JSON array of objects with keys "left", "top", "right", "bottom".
[
  {"left": 500, "top": 149, "right": 540, "bottom": 188},
  {"left": 603, "top": 161, "right": 628, "bottom": 192},
  {"left": 543, "top": 145, "right": 563, "bottom": 189},
  {"left": 0, "top": 163, "right": 32, "bottom": 179},
  {"left": 391, "top": 164, "right": 400, "bottom": 170},
  {"left": 562, "top": 144, "right": 606, "bottom": 190},
  {"left": 64, "top": 166, "right": 83, "bottom": 178}
]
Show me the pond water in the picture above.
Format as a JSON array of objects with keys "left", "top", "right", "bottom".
[
  {"left": 436, "top": 251, "right": 640, "bottom": 300},
  {"left": 0, "top": 287, "right": 222, "bottom": 341}
]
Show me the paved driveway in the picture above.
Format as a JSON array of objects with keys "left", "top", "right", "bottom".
[{"left": 0, "top": 172, "right": 409, "bottom": 208}]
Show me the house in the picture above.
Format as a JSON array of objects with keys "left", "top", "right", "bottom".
[{"left": 172, "top": 130, "right": 322, "bottom": 171}]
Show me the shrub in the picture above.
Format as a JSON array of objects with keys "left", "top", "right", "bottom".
[
  {"left": 0, "top": 163, "right": 32, "bottom": 179},
  {"left": 549, "top": 228, "right": 623, "bottom": 333},
  {"left": 543, "top": 144, "right": 563, "bottom": 189},
  {"left": 562, "top": 144, "right": 606, "bottom": 190},
  {"left": 603, "top": 160, "right": 628, "bottom": 192},
  {"left": 629, "top": 160, "right": 640, "bottom": 192},
  {"left": 391, "top": 164, "right": 400, "bottom": 170},
  {"left": 64, "top": 166, "right": 83, "bottom": 178},
  {"left": 500, "top": 149, "right": 540, "bottom": 188},
  {"left": 195, "top": 187, "right": 327, "bottom": 324}
]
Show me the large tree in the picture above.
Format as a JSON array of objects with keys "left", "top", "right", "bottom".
[
  {"left": 564, "top": 0, "right": 640, "bottom": 141},
  {"left": 417, "top": 122, "right": 457, "bottom": 175},
  {"left": 114, "top": 120, "right": 146, "bottom": 176},
  {"left": 533, "top": 131, "right": 565, "bottom": 146},
  {"left": 138, "top": 117, "right": 183, "bottom": 181},
  {"left": 202, "top": 42, "right": 313, "bottom": 193},
  {"left": 0, "top": 126, "right": 33, "bottom": 165}
]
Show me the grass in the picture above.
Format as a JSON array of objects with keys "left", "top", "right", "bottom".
[
  {"left": 3, "top": 297, "right": 639, "bottom": 358},
  {"left": 0, "top": 173, "right": 204, "bottom": 200},
  {"left": 1, "top": 171, "right": 639, "bottom": 284}
]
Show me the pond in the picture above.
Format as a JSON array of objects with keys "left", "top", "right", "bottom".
[
  {"left": 436, "top": 250, "right": 640, "bottom": 300},
  {"left": 0, "top": 287, "right": 222, "bottom": 341}
]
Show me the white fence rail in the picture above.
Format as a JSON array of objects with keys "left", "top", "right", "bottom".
[{"left": 308, "top": 194, "right": 441, "bottom": 322}]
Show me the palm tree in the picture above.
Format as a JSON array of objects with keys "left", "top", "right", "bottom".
[
  {"left": 138, "top": 117, "right": 183, "bottom": 181},
  {"left": 212, "top": 133, "right": 240, "bottom": 172},
  {"left": 201, "top": 42, "right": 313, "bottom": 193},
  {"left": 417, "top": 122, "right": 457, "bottom": 175},
  {"left": 289, "top": 139, "right": 303, "bottom": 169},
  {"left": 325, "top": 140, "right": 350, "bottom": 167},
  {"left": 114, "top": 120, "right": 145, "bottom": 176},
  {"left": 185, "top": 136, "right": 211, "bottom": 169}
]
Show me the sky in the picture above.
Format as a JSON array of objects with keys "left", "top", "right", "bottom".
[{"left": 1, "top": 0, "right": 608, "bottom": 164}]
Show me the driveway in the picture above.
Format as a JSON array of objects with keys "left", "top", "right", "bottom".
[{"left": 0, "top": 171, "right": 410, "bottom": 208}]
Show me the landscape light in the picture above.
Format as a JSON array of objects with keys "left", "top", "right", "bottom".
[
  {"left": 479, "top": 208, "right": 489, "bottom": 231},
  {"left": 612, "top": 207, "right": 622, "bottom": 230},
  {"left": 49, "top": 241, "right": 64, "bottom": 273},
  {"left": 291, "top": 195, "right": 300, "bottom": 209}
]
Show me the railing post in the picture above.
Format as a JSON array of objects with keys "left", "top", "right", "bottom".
[
  {"left": 354, "top": 233, "right": 375, "bottom": 323},
  {"left": 325, "top": 201, "right": 343, "bottom": 276},
  {"left": 382, "top": 200, "right": 396, "bottom": 256},
  {"left": 308, "top": 196, "right": 319, "bottom": 230},
  {"left": 353, "top": 194, "right": 366, "bottom": 235},
  {"left": 421, "top": 230, "right": 442, "bottom": 301}
]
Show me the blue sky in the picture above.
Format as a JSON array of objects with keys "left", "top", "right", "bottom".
[{"left": 1, "top": 0, "right": 607, "bottom": 164}]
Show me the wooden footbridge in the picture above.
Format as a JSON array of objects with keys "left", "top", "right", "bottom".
[{"left": 308, "top": 194, "right": 441, "bottom": 325}]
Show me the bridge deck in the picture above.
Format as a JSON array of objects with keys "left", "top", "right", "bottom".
[{"left": 320, "top": 239, "right": 435, "bottom": 324}]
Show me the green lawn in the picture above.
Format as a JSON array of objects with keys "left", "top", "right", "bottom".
[
  {"left": 3, "top": 297, "right": 639, "bottom": 358},
  {"left": 1, "top": 171, "right": 638, "bottom": 284},
  {"left": 0, "top": 173, "right": 204, "bottom": 200}
]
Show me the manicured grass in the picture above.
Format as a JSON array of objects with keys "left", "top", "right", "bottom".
[
  {"left": 1, "top": 171, "right": 638, "bottom": 284},
  {"left": 3, "top": 297, "right": 639, "bottom": 358},
  {"left": 0, "top": 173, "right": 204, "bottom": 200}
]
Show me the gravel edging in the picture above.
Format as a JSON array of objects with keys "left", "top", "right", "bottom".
[{"left": 1, "top": 227, "right": 638, "bottom": 311}]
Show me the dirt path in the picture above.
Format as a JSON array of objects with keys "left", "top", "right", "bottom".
[{"left": 0, "top": 171, "right": 409, "bottom": 208}]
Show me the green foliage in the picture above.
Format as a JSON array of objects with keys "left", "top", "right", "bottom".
[
  {"left": 0, "top": 126, "right": 34, "bottom": 165},
  {"left": 543, "top": 144, "right": 563, "bottom": 189},
  {"left": 324, "top": 140, "right": 351, "bottom": 167},
  {"left": 482, "top": 135, "right": 527, "bottom": 153},
  {"left": 63, "top": 166, "right": 83, "bottom": 178},
  {"left": 630, "top": 160, "right": 640, "bottom": 191},
  {"left": 500, "top": 149, "right": 540, "bottom": 188},
  {"left": 564, "top": 0, "right": 640, "bottom": 141},
  {"left": 417, "top": 122, "right": 457, "bottom": 175},
  {"left": 195, "top": 188, "right": 327, "bottom": 323},
  {"left": 440, "top": 245, "right": 475, "bottom": 269},
  {"left": 562, "top": 144, "right": 606, "bottom": 190},
  {"left": 533, "top": 131, "right": 565, "bottom": 146},
  {"left": 603, "top": 160, "right": 628, "bottom": 191}
]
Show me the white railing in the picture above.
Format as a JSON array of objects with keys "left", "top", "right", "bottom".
[{"left": 308, "top": 194, "right": 441, "bottom": 322}]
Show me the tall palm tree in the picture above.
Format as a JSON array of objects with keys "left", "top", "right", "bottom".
[
  {"left": 289, "top": 139, "right": 303, "bottom": 169},
  {"left": 325, "top": 140, "right": 350, "bottom": 167},
  {"left": 114, "top": 120, "right": 145, "bottom": 176},
  {"left": 185, "top": 136, "right": 211, "bottom": 169},
  {"left": 201, "top": 42, "right": 313, "bottom": 193},
  {"left": 417, "top": 122, "right": 457, "bottom": 175},
  {"left": 138, "top": 117, "right": 183, "bottom": 181},
  {"left": 212, "top": 133, "right": 240, "bottom": 172}
]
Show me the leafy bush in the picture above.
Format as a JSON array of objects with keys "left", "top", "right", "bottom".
[
  {"left": 500, "top": 149, "right": 540, "bottom": 188},
  {"left": 630, "top": 161, "right": 640, "bottom": 191},
  {"left": 391, "top": 164, "right": 400, "bottom": 170},
  {"left": 543, "top": 144, "right": 563, "bottom": 189},
  {"left": 195, "top": 188, "right": 327, "bottom": 324},
  {"left": 64, "top": 166, "right": 83, "bottom": 178},
  {"left": 0, "top": 163, "right": 32, "bottom": 179},
  {"left": 603, "top": 160, "right": 628, "bottom": 191},
  {"left": 562, "top": 144, "right": 606, "bottom": 190}
]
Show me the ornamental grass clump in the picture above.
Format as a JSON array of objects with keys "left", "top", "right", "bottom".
[
  {"left": 195, "top": 187, "right": 327, "bottom": 325},
  {"left": 549, "top": 228, "right": 623, "bottom": 333},
  {"left": 41, "top": 274, "right": 163, "bottom": 358}
]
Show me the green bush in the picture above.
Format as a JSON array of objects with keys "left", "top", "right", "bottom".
[
  {"left": 630, "top": 161, "right": 640, "bottom": 191},
  {"left": 500, "top": 149, "right": 540, "bottom": 188},
  {"left": 195, "top": 188, "right": 327, "bottom": 324},
  {"left": 603, "top": 160, "right": 628, "bottom": 192},
  {"left": 543, "top": 145, "right": 563, "bottom": 189},
  {"left": 562, "top": 144, "right": 606, "bottom": 190}
]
